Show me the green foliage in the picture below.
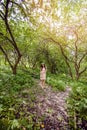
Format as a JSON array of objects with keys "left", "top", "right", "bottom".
[
  {"left": 0, "top": 68, "right": 37, "bottom": 130},
  {"left": 46, "top": 74, "right": 66, "bottom": 91},
  {"left": 67, "top": 81, "right": 87, "bottom": 129},
  {"left": 0, "top": 69, "right": 34, "bottom": 92}
]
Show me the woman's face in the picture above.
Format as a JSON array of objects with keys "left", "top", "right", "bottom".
[
  {"left": 42, "top": 64, "right": 45, "bottom": 67},
  {"left": 41, "top": 64, "right": 44, "bottom": 68}
]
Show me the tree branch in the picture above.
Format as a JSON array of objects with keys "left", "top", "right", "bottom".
[
  {"left": 79, "top": 67, "right": 87, "bottom": 76},
  {"left": 0, "top": 2, "right": 6, "bottom": 8},
  {"left": 45, "top": 37, "right": 73, "bottom": 78},
  {"left": 0, "top": 32, "right": 13, "bottom": 44},
  {"left": 10, "top": 0, "right": 27, "bottom": 16},
  {"left": 0, "top": 10, "right": 5, "bottom": 19},
  {"left": 5, "top": 20, "right": 22, "bottom": 57},
  {"left": 5, "top": 0, "right": 10, "bottom": 21},
  {"left": 78, "top": 51, "right": 87, "bottom": 69},
  {"left": 0, "top": 12, "right": 4, "bottom": 20},
  {"left": 0, "top": 45, "right": 13, "bottom": 68}
]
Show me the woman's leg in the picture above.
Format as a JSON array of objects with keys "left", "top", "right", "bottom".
[
  {"left": 42, "top": 80, "right": 44, "bottom": 87},
  {"left": 41, "top": 80, "right": 45, "bottom": 88},
  {"left": 40, "top": 80, "right": 46, "bottom": 88},
  {"left": 40, "top": 80, "right": 43, "bottom": 88},
  {"left": 43, "top": 80, "right": 45, "bottom": 87}
]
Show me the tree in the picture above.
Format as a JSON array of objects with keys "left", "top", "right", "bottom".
[
  {"left": 0, "top": 0, "right": 25, "bottom": 74},
  {"left": 29, "top": 0, "right": 87, "bottom": 80}
]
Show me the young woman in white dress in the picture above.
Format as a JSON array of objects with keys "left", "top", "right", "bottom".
[{"left": 40, "top": 63, "right": 47, "bottom": 88}]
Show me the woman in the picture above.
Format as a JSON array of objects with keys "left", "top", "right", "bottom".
[{"left": 40, "top": 63, "right": 47, "bottom": 88}]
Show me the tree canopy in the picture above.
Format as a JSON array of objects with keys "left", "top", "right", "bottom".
[{"left": 0, "top": 0, "right": 87, "bottom": 79}]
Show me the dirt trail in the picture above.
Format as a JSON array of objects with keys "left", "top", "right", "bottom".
[{"left": 34, "top": 82, "right": 71, "bottom": 130}]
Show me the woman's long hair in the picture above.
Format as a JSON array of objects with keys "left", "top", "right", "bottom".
[{"left": 40, "top": 63, "right": 46, "bottom": 70}]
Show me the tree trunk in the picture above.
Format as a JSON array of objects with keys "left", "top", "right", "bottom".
[
  {"left": 12, "top": 67, "right": 17, "bottom": 75},
  {"left": 0, "top": 0, "right": 22, "bottom": 75},
  {"left": 48, "top": 37, "right": 73, "bottom": 79}
]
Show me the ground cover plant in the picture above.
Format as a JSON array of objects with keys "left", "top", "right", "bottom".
[
  {"left": 0, "top": 68, "right": 38, "bottom": 130},
  {"left": 67, "top": 80, "right": 87, "bottom": 129},
  {"left": 46, "top": 73, "right": 67, "bottom": 91},
  {"left": 0, "top": 67, "right": 70, "bottom": 130}
]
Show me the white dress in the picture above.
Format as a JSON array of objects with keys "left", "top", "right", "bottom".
[{"left": 40, "top": 68, "right": 46, "bottom": 80}]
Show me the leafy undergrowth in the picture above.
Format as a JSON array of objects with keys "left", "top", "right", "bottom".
[
  {"left": 46, "top": 73, "right": 68, "bottom": 91},
  {"left": 67, "top": 80, "right": 87, "bottom": 130},
  {"left": 0, "top": 69, "right": 37, "bottom": 130},
  {"left": 46, "top": 73, "right": 87, "bottom": 130},
  {"left": 0, "top": 67, "right": 87, "bottom": 130},
  {"left": 0, "top": 68, "right": 69, "bottom": 130}
]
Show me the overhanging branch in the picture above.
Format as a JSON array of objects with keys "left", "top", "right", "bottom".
[
  {"left": 0, "top": 45, "right": 13, "bottom": 68},
  {"left": 79, "top": 67, "right": 87, "bottom": 76},
  {"left": 0, "top": 32, "right": 13, "bottom": 44},
  {"left": 78, "top": 51, "right": 87, "bottom": 69}
]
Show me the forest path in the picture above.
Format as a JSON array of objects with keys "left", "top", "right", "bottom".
[{"left": 34, "top": 80, "right": 71, "bottom": 130}]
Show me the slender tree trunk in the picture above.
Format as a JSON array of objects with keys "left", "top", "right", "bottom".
[
  {"left": 59, "top": 45, "right": 73, "bottom": 79},
  {"left": 0, "top": 0, "right": 22, "bottom": 74},
  {"left": 48, "top": 37, "right": 73, "bottom": 79},
  {"left": 12, "top": 67, "right": 17, "bottom": 75}
]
